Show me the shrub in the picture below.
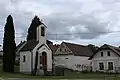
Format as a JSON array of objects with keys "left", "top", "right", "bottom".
[
  {"left": 54, "top": 66, "right": 64, "bottom": 76},
  {"left": 81, "top": 70, "right": 89, "bottom": 73}
]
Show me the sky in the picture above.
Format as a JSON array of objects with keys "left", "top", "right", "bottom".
[{"left": 0, "top": 0, "right": 120, "bottom": 47}]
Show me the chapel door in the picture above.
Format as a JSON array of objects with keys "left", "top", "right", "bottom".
[{"left": 42, "top": 52, "right": 47, "bottom": 70}]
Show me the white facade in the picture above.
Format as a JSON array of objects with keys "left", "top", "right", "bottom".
[
  {"left": 91, "top": 49, "right": 120, "bottom": 72},
  {"left": 20, "top": 51, "right": 32, "bottom": 73},
  {"left": 20, "top": 44, "right": 53, "bottom": 73},
  {"left": 54, "top": 42, "right": 91, "bottom": 71},
  {"left": 54, "top": 55, "right": 91, "bottom": 71}
]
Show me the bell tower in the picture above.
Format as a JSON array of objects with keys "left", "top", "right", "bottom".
[{"left": 36, "top": 22, "right": 47, "bottom": 45}]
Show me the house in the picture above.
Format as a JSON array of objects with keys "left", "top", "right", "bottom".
[
  {"left": 89, "top": 44, "right": 120, "bottom": 73},
  {"left": 19, "top": 22, "right": 56, "bottom": 75},
  {"left": 16, "top": 41, "right": 27, "bottom": 62},
  {"left": 16, "top": 40, "right": 53, "bottom": 64},
  {"left": 54, "top": 42, "right": 95, "bottom": 71}
]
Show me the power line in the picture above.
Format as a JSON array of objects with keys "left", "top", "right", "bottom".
[
  {"left": 0, "top": 30, "right": 120, "bottom": 35},
  {"left": 0, "top": 30, "right": 120, "bottom": 39}
]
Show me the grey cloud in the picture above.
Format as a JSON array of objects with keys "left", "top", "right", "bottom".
[
  {"left": 0, "top": 0, "right": 120, "bottom": 45},
  {"left": 44, "top": 13, "right": 109, "bottom": 40},
  {"left": 0, "top": 1, "right": 34, "bottom": 45}
]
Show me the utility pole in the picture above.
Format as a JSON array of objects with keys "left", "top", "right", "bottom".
[{"left": 55, "top": 33, "right": 57, "bottom": 43}]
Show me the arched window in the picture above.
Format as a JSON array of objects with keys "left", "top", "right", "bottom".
[
  {"left": 41, "top": 27, "right": 45, "bottom": 36},
  {"left": 23, "top": 55, "right": 26, "bottom": 62}
]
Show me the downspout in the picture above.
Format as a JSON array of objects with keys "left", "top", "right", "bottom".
[
  {"left": 30, "top": 51, "right": 33, "bottom": 75},
  {"left": 34, "top": 50, "right": 39, "bottom": 75}
]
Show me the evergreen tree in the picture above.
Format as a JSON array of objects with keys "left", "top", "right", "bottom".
[
  {"left": 3, "top": 15, "right": 16, "bottom": 72},
  {"left": 27, "top": 16, "right": 41, "bottom": 41}
]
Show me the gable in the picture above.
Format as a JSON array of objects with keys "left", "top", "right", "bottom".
[
  {"left": 38, "top": 45, "right": 49, "bottom": 51},
  {"left": 37, "top": 44, "right": 50, "bottom": 50},
  {"left": 37, "top": 44, "right": 52, "bottom": 54},
  {"left": 54, "top": 42, "right": 73, "bottom": 55},
  {"left": 92, "top": 49, "right": 120, "bottom": 59},
  {"left": 89, "top": 44, "right": 120, "bottom": 60}
]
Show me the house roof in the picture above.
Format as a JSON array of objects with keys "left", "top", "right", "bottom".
[
  {"left": 20, "top": 39, "right": 58, "bottom": 53},
  {"left": 20, "top": 39, "right": 39, "bottom": 51},
  {"left": 16, "top": 41, "right": 26, "bottom": 51},
  {"left": 88, "top": 44, "right": 120, "bottom": 60},
  {"left": 48, "top": 44, "right": 60, "bottom": 54},
  {"left": 37, "top": 21, "right": 47, "bottom": 28},
  {"left": 41, "top": 22, "right": 47, "bottom": 28},
  {"left": 63, "top": 42, "right": 93, "bottom": 57}
]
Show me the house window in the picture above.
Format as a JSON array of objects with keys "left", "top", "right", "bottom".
[
  {"left": 41, "top": 27, "right": 45, "bottom": 36},
  {"left": 23, "top": 55, "right": 26, "bottom": 62},
  {"left": 65, "top": 49, "right": 67, "bottom": 52},
  {"left": 101, "top": 52, "right": 103, "bottom": 57},
  {"left": 107, "top": 51, "right": 110, "bottom": 56},
  {"left": 65, "top": 58, "right": 68, "bottom": 59},
  {"left": 99, "top": 62, "right": 104, "bottom": 70},
  {"left": 108, "top": 62, "right": 113, "bottom": 70}
]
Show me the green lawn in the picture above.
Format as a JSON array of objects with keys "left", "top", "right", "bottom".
[{"left": 0, "top": 65, "right": 120, "bottom": 80}]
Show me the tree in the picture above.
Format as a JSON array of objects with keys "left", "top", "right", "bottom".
[
  {"left": 3, "top": 15, "right": 16, "bottom": 72},
  {"left": 27, "top": 16, "right": 41, "bottom": 41}
]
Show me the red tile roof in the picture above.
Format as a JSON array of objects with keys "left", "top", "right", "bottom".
[
  {"left": 48, "top": 44, "right": 60, "bottom": 54},
  {"left": 63, "top": 42, "right": 94, "bottom": 57}
]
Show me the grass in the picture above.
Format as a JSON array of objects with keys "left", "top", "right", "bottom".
[{"left": 0, "top": 65, "right": 120, "bottom": 80}]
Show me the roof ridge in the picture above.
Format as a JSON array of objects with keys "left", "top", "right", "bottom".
[
  {"left": 63, "top": 42, "right": 86, "bottom": 47},
  {"left": 105, "top": 44, "right": 120, "bottom": 49}
]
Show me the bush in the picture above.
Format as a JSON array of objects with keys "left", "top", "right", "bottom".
[
  {"left": 81, "top": 70, "right": 89, "bottom": 73},
  {"left": 15, "top": 60, "right": 19, "bottom": 66},
  {"left": 54, "top": 66, "right": 64, "bottom": 76},
  {"left": 44, "top": 71, "right": 53, "bottom": 76}
]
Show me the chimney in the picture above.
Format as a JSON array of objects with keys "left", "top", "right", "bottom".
[{"left": 88, "top": 44, "right": 97, "bottom": 53}]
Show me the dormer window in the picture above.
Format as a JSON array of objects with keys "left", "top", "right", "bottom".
[{"left": 41, "top": 27, "right": 45, "bottom": 36}]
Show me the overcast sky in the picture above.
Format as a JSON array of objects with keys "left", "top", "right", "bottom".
[{"left": 0, "top": 0, "right": 120, "bottom": 46}]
